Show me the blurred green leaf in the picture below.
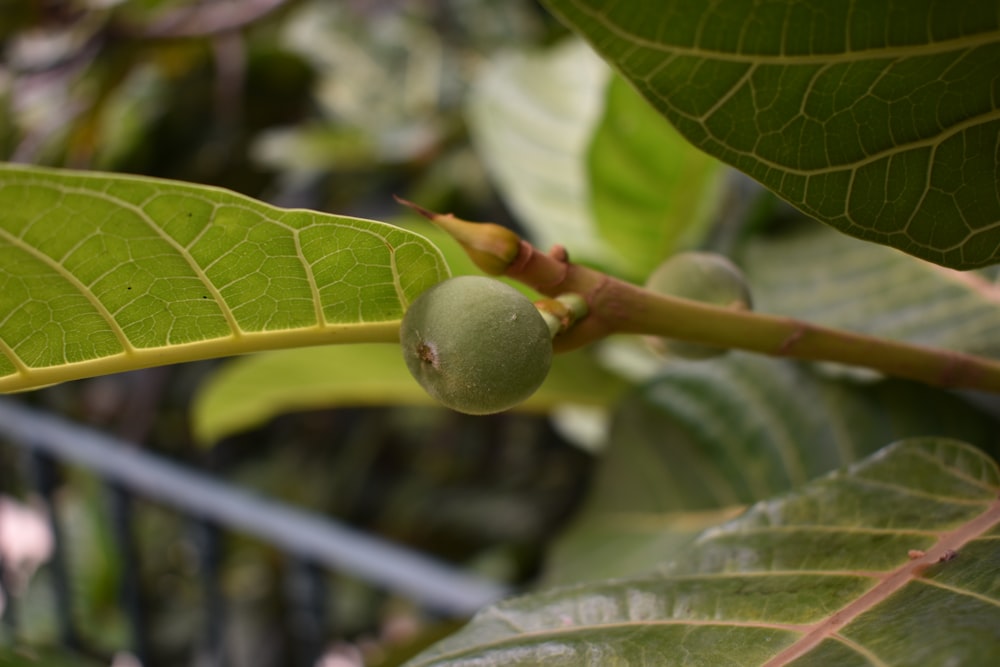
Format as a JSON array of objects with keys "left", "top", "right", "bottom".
[
  {"left": 407, "top": 438, "right": 1000, "bottom": 666},
  {"left": 741, "top": 222, "right": 1000, "bottom": 361},
  {"left": 468, "top": 39, "right": 614, "bottom": 268},
  {"left": 606, "top": 354, "right": 999, "bottom": 511},
  {"left": 546, "top": 352, "right": 1000, "bottom": 585},
  {"left": 251, "top": 124, "right": 377, "bottom": 173},
  {"left": 0, "top": 165, "right": 448, "bottom": 392},
  {"left": 544, "top": 0, "right": 1000, "bottom": 269},
  {"left": 588, "top": 76, "right": 725, "bottom": 280},
  {"left": 191, "top": 345, "right": 626, "bottom": 445}
]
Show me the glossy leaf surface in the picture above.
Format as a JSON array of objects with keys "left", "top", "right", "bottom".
[
  {"left": 408, "top": 439, "right": 1000, "bottom": 666},
  {"left": 543, "top": 0, "right": 1000, "bottom": 269},
  {"left": 0, "top": 165, "right": 448, "bottom": 392}
]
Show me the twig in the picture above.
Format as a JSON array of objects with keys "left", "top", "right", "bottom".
[{"left": 399, "top": 199, "right": 1000, "bottom": 393}]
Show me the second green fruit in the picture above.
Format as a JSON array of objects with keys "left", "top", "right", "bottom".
[{"left": 645, "top": 251, "right": 753, "bottom": 360}]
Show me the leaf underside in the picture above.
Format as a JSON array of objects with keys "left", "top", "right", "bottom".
[
  {"left": 0, "top": 165, "right": 449, "bottom": 392},
  {"left": 407, "top": 438, "right": 1000, "bottom": 666},
  {"left": 544, "top": 0, "right": 1000, "bottom": 269}
]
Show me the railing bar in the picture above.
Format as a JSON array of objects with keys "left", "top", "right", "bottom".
[
  {"left": 106, "top": 481, "right": 149, "bottom": 664},
  {"left": 0, "top": 445, "right": 15, "bottom": 638},
  {"left": 193, "top": 518, "right": 226, "bottom": 667},
  {"left": 29, "top": 450, "right": 80, "bottom": 650},
  {"left": 0, "top": 553, "right": 17, "bottom": 638},
  {"left": 287, "top": 558, "right": 327, "bottom": 667},
  {"left": 0, "top": 399, "right": 508, "bottom": 615}
]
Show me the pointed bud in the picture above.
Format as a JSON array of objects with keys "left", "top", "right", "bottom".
[{"left": 394, "top": 196, "right": 521, "bottom": 275}]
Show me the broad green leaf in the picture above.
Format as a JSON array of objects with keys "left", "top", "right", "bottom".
[
  {"left": 741, "top": 222, "right": 1000, "bottom": 360},
  {"left": 407, "top": 438, "right": 1000, "bottom": 666},
  {"left": 469, "top": 39, "right": 725, "bottom": 280},
  {"left": 546, "top": 353, "right": 1000, "bottom": 585},
  {"left": 191, "top": 345, "right": 627, "bottom": 444},
  {"left": 0, "top": 164, "right": 448, "bottom": 392},
  {"left": 545, "top": 505, "right": 744, "bottom": 589},
  {"left": 543, "top": 0, "right": 1000, "bottom": 269}
]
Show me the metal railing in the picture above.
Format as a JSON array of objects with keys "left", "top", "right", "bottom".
[{"left": 0, "top": 398, "right": 509, "bottom": 666}]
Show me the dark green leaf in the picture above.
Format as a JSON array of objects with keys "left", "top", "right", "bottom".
[{"left": 543, "top": 0, "right": 1000, "bottom": 269}]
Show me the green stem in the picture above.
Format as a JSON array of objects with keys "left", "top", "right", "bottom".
[
  {"left": 616, "top": 286, "right": 1000, "bottom": 391},
  {"left": 407, "top": 203, "right": 1000, "bottom": 394},
  {"left": 511, "top": 245, "right": 1000, "bottom": 393},
  {"left": 534, "top": 293, "right": 589, "bottom": 340}
]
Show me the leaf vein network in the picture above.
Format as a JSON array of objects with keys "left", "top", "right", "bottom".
[
  {"left": 56, "top": 185, "right": 244, "bottom": 337},
  {"left": 0, "top": 223, "right": 134, "bottom": 356}
]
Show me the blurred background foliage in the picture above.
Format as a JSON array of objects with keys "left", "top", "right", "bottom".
[
  {"left": 4, "top": 1, "right": 1000, "bottom": 666},
  {"left": 0, "top": 1, "right": 594, "bottom": 665}
]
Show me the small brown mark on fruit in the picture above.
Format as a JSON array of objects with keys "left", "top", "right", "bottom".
[{"left": 417, "top": 341, "right": 439, "bottom": 369}]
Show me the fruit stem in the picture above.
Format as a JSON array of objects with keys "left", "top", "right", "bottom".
[
  {"left": 399, "top": 201, "right": 1000, "bottom": 394},
  {"left": 537, "top": 309, "right": 562, "bottom": 339},
  {"left": 534, "top": 293, "right": 589, "bottom": 340}
]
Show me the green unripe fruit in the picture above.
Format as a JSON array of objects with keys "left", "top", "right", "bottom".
[
  {"left": 401, "top": 276, "right": 553, "bottom": 415},
  {"left": 645, "top": 251, "right": 753, "bottom": 360}
]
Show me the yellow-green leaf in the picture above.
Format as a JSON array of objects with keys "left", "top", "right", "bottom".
[{"left": 0, "top": 165, "right": 448, "bottom": 392}]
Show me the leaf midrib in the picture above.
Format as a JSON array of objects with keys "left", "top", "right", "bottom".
[
  {"left": 0, "top": 321, "right": 402, "bottom": 392},
  {"left": 420, "top": 498, "right": 1000, "bottom": 665},
  {"left": 763, "top": 497, "right": 1000, "bottom": 665}
]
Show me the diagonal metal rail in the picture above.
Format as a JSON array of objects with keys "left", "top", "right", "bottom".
[{"left": 0, "top": 398, "right": 509, "bottom": 615}]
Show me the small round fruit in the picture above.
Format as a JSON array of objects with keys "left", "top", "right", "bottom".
[
  {"left": 645, "top": 251, "right": 753, "bottom": 360},
  {"left": 401, "top": 276, "right": 553, "bottom": 415}
]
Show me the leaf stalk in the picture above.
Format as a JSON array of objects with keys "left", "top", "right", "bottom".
[{"left": 413, "top": 203, "right": 1000, "bottom": 394}]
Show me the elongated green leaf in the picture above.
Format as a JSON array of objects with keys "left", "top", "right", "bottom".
[
  {"left": 407, "top": 438, "right": 1000, "bottom": 666},
  {"left": 741, "top": 222, "right": 1000, "bottom": 360},
  {"left": 543, "top": 0, "right": 1000, "bottom": 269},
  {"left": 468, "top": 40, "right": 615, "bottom": 267},
  {"left": 0, "top": 165, "right": 448, "bottom": 392},
  {"left": 546, "top": 353, "right": 1000, "bottom": 585},
  {"left": 588, "top": 75, "right": 725, "bottom": 279},
  {"left": 191, "top": 345, "right": 627, "bottom": 444}
]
